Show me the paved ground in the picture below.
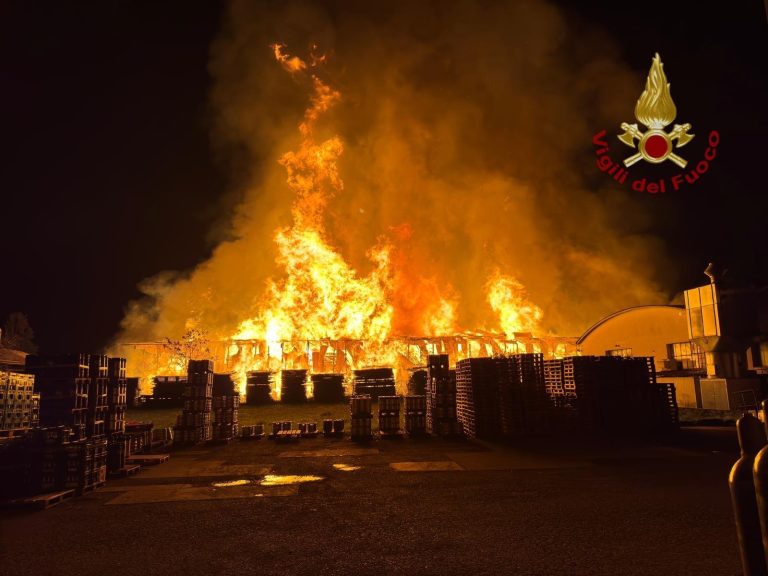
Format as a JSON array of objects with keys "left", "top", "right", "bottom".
[{"left": 0, "top": 427, "right": 742, "bottom": 576}]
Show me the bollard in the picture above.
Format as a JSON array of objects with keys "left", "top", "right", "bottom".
[
  {"left": 730, "top": 412, "right": 768, "bottom": 576},
  {"left": 755, "top": 400, "right": 768, "bottom": 570}
]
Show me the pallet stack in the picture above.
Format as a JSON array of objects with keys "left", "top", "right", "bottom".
[
  {"left": 212, "top": 394, "right": 239, "bottom": 441},
  {"left": 125, "top": 422, "right": 153, "bottom": 454},
  {"left": 504, "top": 354, "right": 549, "bottom": 436},
  {"left": 0, "top": 370, "right": 39, "bottom": 440},
  {"left": 378, "top": 396, "right": 402, "bottom": 436},
  {"left": 27, "top": 354, "right": 90, "bottom": 441},
  {"left": 353, "top": 368, "right": 396, "bottom": 399},
  {"left": 173, "top": 359, "right": 213, "bottom": 445},
  {"left": 212, "top": 373, "right": 237, "bottom": 396},
  {"left": 106, "top": 358, "right": 129, "bottom": 474},
  {"left": 87, "top": 355, "right": 108, "bottom": 439},
  {"left": 82, "top": 437, "right": 107, "bottom": 493},
  {"left": 280, "top": 370, "right": 308, "bottom": 403},
  {"left": 17, "top": 427, "right": 105, "bottom": 497},
  {"left": 311, "top": 373, "right": 345, "bottom": 403},
  {"left": 455, "top": 357, "right": 502, "bottom": 439},
  {"left": 549, "top": 355, "right": 664, "bottom": 434},
  {"left": 426, "top": 355, "right": 462, "bottom": 437},
  {"left": 245, "top": 371, "right": 274, "bottom": 405},
  {"left": 350, "top": 395, "right": 372, "bottom": 440},
  {"left": 151, "top": 376, "right": 186, "bottom": 407},
  {"left": 650, "top": 382, "right": 680, "bottom": 433},
  {"left": 404, "top": 395, "right": 427, "bottom": 435}
]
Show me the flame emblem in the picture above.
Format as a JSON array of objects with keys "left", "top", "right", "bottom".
[{"left": 618, "top": 53, "right": 694, "bottom": 168}]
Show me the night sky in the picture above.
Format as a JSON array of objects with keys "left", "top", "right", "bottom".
[{"left": 1, "top": 1, "right": 766, "bottom": 354}]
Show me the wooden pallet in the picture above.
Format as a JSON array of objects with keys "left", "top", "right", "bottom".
[
  {"left": 3, "top": 489, "right": 76, "bottom": 510},
  {"left": 108, "top": 464, "right": 141, "bottom": 478},
  {"left": 126, "top": 453, "right": 170, "bottom": 465}
]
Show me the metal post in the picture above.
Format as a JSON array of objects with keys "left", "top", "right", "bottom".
[
  {"left": 754, "top": 400, "right": 768, "bottom": 570},
  {"left": 730, "top": 412, "right": 768, "bottom": 576}
]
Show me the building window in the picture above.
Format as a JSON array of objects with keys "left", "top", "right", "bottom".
[
  {"left": 667, "top": 341, "right": 706, "bottom": 371},
  {"left": 606, "top": 347, "right": 632, "bottom": 357}
]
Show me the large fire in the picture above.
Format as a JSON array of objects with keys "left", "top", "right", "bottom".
[{"left": 119, "top": 45, "right": 574, "bottom": 396}]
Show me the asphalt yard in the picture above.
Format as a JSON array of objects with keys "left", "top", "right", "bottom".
[{"left": 0, "top": 428, "right": 742, "bottom": 576}]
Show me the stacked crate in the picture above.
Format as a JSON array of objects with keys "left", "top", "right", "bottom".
[
  {"left": 426, "top": 355, "right": 462, "bottom": 437},
  {"left": 87, "top": 355, "right": 108, "bottom": 439},
  {"left": 212, "top": 394, "right": 239, "bottom": 441},
  {"left": 106, "top": 358, "right": 128, "bottom": 473},
  {"left": 0, "top": 370, "right": 39, "bottom": 439},
  {"left": 543, "top": 359, "right": 570, "bottom": 407},
  {"left": 82, "top": 437, "right": 107, "bottom": 492},
  {"left": 281, "top": 369, "right": 308, "bottom": 403},
  {"left": 404, "top": 395, "right": 427, "bottom": 435},
  {"left": 311, "top": 373, "right": 345, "bottom": 403},
  {"left": 173, "top": 359, "right": 213, "bottom": 445},
  {"left": 213, "top": 373, "right": 238, "bottom": 396},
  {"left": 505, "top": 354, "right": 549, "bottom": 435},
  {"left": 554, "top": 355, "right": 661, "bottom": 433},
  {"left": 245, "top": 371, "right": 274, "bottom": 405},
  {"left": 455, "top": 357, "right": 502, "bottom": 439},
  {"left": 21, "top": 427, "right": 104, "bottom": 496},
  {"left": 350, "top": 395, "right": 372, "bottom": 440},
  {"left": 125, "top": 422, "right": 153, "bottom": 454},
  {"left": 353, "top": 368, "right": 396, "bottom": 399},
  {"left": 27, "top": 354, "right": 90, "bottom": 441},
  {"left": 378, "top": 396, "right": 402, "bottom": 436},
  {"left": 151, "top": 375, "right": 187, "bottom": 407}
]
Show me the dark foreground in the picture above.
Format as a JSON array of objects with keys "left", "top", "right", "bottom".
[{"left": 0, "top": 427, "right": 741, "bottom": 576}]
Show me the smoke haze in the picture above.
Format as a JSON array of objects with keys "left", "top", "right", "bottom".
[{"left": 115, "top": 0, "right": 671, "bottom": 348}]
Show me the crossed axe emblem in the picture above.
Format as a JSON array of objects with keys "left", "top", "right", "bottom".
[{"left": 618, "top": 122, "right": 694, "bottom": 168}]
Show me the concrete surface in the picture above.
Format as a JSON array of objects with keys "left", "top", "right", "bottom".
[{"left": 0, "top": 427, "right": 743, "bottom": 576}]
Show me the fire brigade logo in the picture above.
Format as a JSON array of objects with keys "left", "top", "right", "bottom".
[{"left": 618, "top": 53, "right": 694, "bottom": 168}]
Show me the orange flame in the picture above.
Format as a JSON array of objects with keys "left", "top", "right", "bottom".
[{"left": 486, "top": 270, "right": 543, "bottom": 336}]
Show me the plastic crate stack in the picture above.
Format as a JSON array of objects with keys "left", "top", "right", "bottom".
[
  {"left": 151, "top": 375, "right": 187, "bottom": 407},
  {"left": 426, "top": 355, "right": 462, "bottom": 437},
  {"left": 212, "top": 394, "right": 239, "bottom": 441},
  {"left": 245, "top": 371, "right": 274, "bottom": 405},
  {"left": 281, "top": 369, "right": 308, "bottom": 403},
  {"left": 404, "top": 395, "right": 427, "bottom": 435},
  {"left": 378, "top": 395, "right": 401, "bottom": 436},
  {"left": 213, "top": 373, "right": 238, "bottom": 396},
  {"left": 0, "top": 370, "right": 39, "bottom": 440},
  {"left": 353, "top": 368, "right": 396, "bottom": 400},
  {"left": 455, "top": 357, "right": 503, "bottom": 439},
  {"left": 311, "top": 373, "right": 345, "bottom": 403},
  {"left": 543, "top": 359, "right": 571, "bottom": 408},
  {"left": 350, "top": 395, "right": 372, "bottom": 440},
  {"left": 82, "top": 436, "right": 107, "bottom": 492},
  {"left": 26, "top": 354, "right": 90, "bottom": 441},
  {"left": 505, "top": 353, "right": 549, "bottom": 435},
  {"left": 559, "top": 355, "right": 660, "bottom": 433},
  {"left": 87, "top": 355, "right": 108, "bottom": 439},
  {"left": 173, "top": 359, "right": 213, "bottom": 445},
  {"left": 4, "top": 426, "right": 106, "bottom": 497},
  {"left": 106, "top": 358, "right": 128, "bottom": 474},
  {"left": 125, "top": 422, "right": 153, "bottom": 453}
]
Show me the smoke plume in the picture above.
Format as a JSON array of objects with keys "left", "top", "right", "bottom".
[{"left": 115, "top": 0, "right": 670, "bottom": 354}]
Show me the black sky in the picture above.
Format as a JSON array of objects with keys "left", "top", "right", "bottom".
[{"left": 1, "top": 1, "right": 766, "bottom": 353}]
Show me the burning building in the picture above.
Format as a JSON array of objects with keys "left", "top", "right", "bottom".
[{"left": 112, "top": 4, "right": 672, "bottom": 398}]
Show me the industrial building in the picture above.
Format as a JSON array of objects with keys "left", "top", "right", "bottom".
[{"left": 579, "top": 272, "right": 767, "bottom": 412}]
